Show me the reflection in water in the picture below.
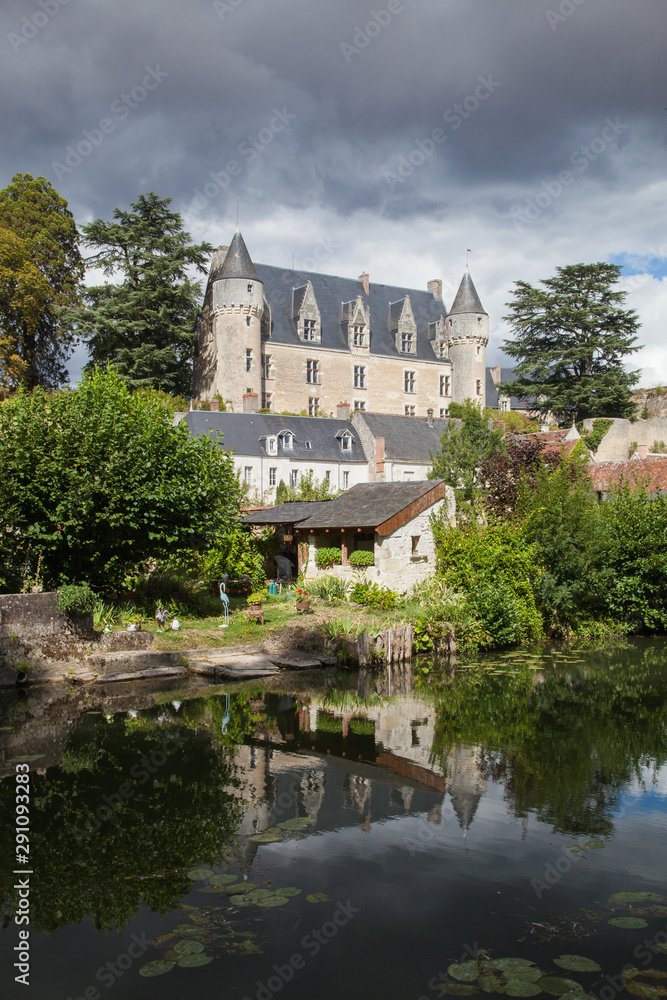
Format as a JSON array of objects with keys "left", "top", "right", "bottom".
[{"left": 0, "top": 639, "right": 666, "bottom": 999}]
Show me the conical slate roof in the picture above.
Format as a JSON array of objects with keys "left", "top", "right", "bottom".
[
  {"left": 448, "top": 272, "right": 487, "bottom": 316},
  {"left": 219, "top": 228, "right": 260, "bottom": 281}
]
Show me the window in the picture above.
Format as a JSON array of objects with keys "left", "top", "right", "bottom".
[
  {"left": 352, "top": 326, "right": 365, "bottom": 347},
  {"left": 262, "top": 355, "right": 273, "bottom": 380},
  {"left": 411, "top": 535, "right": 420, "bottom": 554},
  {"left": 500, "top": 399, "right": 509, "bottom": 412},
  {"left": 246, "top": 348, "right": 252, "bottom": 372},
  {"left": 476, "top": 379, "right": 482, "bottom": 396},
  {"left": 401, "top": 332, "right": 414, "bottom": 353},
  {"left": 353, "top": 365, "right": 366, "bottom": 389},
  {"left": 404, "top": 371, "right": 415, "bottom": 393},
  {"left": 244, "top": 466, "right": 252, "bottom": 484},
  {"left": 404, "top": 405, "right": 415, "bottom": 417},
  {"left": 246, "top": 316, "right": 251, "bottom": 327},
  {"left": 439, "top": 374, "right": 451, "bottom": 396},
  {"left": 340, "top": 433, "right": 352, "bottom": 452},
  {"left": 303, "top": 319, "right": 317, "bottom": 341},
  {"left": 476, "top": 344, "right": 482, "bottom": 356},
  {"left": 342, "top": 471, "right": 349, "bottom": 489},
  {"left": 279, "top": 431, "right": 294, "bottom": 450},
  {"left": 438, "top": 343, "right": 447, "bottom": 358},
  {"left": 261, "top": 392, "right": 273, "bottom": 410},
  {"left": 324, "top": 470, "right": 331, "bottom": 483},
  {"left": 440, "top": 407, "right": 449, "bottom": 418},
  {"left": 308, "top": 398, "right": 319, "bottom": 416},
  {"left": 266, "top": 436, "right": 277, "bottom": 455},
  {"left": 247, "top": 283, "right": 253, "bottom": 293},
  {"left": 269, "top": 467, "right": 277, "bottom": 487},
  {"left": 404, "top": 471, "right": 414, "bottom": 481},
  {"left": 305, "top": 440, "right": 313, "bottom": 449},
  {"left": 353, "top": 400, "right": 366, "bottom": 411},
  {"left": 306, "top": 359, "right": 320, "bottom": 384},
  {"left": 290, "top": 469, "right": 299, "bottom": 488}
]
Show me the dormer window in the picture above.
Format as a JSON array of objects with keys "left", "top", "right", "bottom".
[
  {"left": 293, "top": 281, "right": 321, "bottom": 342},
  {"left": 267, "top": 436, "right": 277, "bottom": 455},
  {"left": 336, "top": 429, "right": 354, "bottom": 453},
  {"left": 401, "top": 332, "right": 415, "bottom": 354},
  {"left": 278, "top": 430, "right": 294, "bottom": 450},
  {"left": 342, "top": 296, "right": 370, "bottom": 351},
  {"left": 352, "top": 326, "right": 366, "bottom": 347},
  {"left": 390, "top": 296, "right": 417, "bottom": 354}
]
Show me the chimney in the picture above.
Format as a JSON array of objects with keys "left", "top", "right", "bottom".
[
  {"left": 358, "top": 271, "right": 370, "bottom": 295},
  {"left": 337, "top": 401, "right": 351, "bottom": 420},
  {"left": 376, "top": 436, "right": 385, "bottom": 480},
  {"left": 490, "top": 364, "right": 502, "bottom": 385},
  {"left": 636, "top": 443, "right": 649, "bottom": 459},
  {"left": 210, "top": 400, "right": 219, "bottom": 412},
  {"left": 243, "top": 392, "right": 259, "bottom": 413},
  {"left": 427, "top": 408, "right": 434, "bottom": 428},
  {"left": 427, "top": 279, "right": 442, "bottom": 301}
]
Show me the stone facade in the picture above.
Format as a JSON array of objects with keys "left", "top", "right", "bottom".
[{"left": 194, "top": 229, "right": 489, "bottom": 417}]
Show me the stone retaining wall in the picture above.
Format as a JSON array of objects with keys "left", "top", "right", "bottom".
[{"left": 0, "top": 592, "right": 94, "bottom": 639}]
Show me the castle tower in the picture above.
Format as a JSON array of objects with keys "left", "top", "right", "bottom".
[
  {"left": 198, "top": 227, "right": 264, "bottom": 411},
  {"left": 446, "top": 272, "right": 489, "bottom": 407}
]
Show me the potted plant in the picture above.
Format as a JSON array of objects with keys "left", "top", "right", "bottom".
[
  {"left": 295, "top": 588, "right": 311, "bottom": 612},
  {"left": 246, "top": 592, "right": 266, "bottom": 611}
]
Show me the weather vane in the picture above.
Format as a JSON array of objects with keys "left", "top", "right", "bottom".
[{"left": 466, "top": 248, "right": 471, "bottom": 271}]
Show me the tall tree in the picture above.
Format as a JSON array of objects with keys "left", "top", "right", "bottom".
[
  {"left": 502, "top": 263, "right": 641, "bottom": 423},
  {"left": 67, "top": 193, "right": 213, "bottom": 396},
  {"left": 0, "top": 173, "right": 84, "bottom": 389},
  {"left": 429, "top": 399, "right": 506, "bottom": 511}
]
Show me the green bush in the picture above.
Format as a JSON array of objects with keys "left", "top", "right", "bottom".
[
  {"left": 349, "top": 549, "right": 375, "bottom": 567},
  {"left": 57, "top": 583, "right": 96, "bottom": 617},
  {"left": 315, "top": 546, "right": 342, "bottom": 569},
  {"left": 349, "top": 581, "right": 398, "bottom": 609},
  {"left": 246, "top": 592, "right": 266, "bottom": 606},
  {"left": 316, "top": 711, "right": 343, "bottom": 733},
  {"left": 349, "top": 718, "right": 375, "bottom": 736}
]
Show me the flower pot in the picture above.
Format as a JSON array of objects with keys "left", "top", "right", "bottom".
[{"left": 248, "top": 603, "right": 264, "bottom": 612}]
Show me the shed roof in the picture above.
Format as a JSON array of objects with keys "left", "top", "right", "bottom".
[{"left": 297, "top": 479, "right": 446, "bottom": 531}]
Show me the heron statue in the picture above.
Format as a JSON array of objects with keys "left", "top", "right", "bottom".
[{"left": 219, "top": 580, "right": 230, "bottom": 627}]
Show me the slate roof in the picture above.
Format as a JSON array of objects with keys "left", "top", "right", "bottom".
[
  {"left": 253, "top": 263, "right": 454, "bottom": 364},
  {"left": 220, "top": 229, "right": 259, "bottom": 280},
  {"left": 240, "top": 501, "right": 333, "bottom": 525},
  {"left": 356, "top": 412, "right": 455, "bottom": 462},
  {"left": 589, "top": 456, "right": 667, "bottom": 494},
  {"left": 449, "top": 272, "right": 487, "bottom": 316},
  {"left": 296, "top": 479, "right": 446, "bottom": 529},
  {"left": 182, "top": 411, "right": 368, "bottom": 463},
  {"left": 485, "top": 367, "right": 532, "bottom": 410}
]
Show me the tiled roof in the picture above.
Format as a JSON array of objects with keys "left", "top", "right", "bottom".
[
  {"left": 183, "top": 411, "right": 368, "bottom": 463},
  {"left": 296, "top": 479, "right": 446, "bottom": 529},
  {"left": 219, "top": 230, "right": 259, "bottom": 280},
  {"left": 589, "top": 456, "right": 667, "bottom": 493}
]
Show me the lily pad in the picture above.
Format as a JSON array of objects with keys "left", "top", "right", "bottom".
[
  {"left": 278, "top": 817, "right": 315, "bottom": 830},
  {"left": 173, "top": 924, "right": 204, "bottom": 937},
  {"left": 174, "top": 940, "right": 204, "bottom": 955},
  {"left": 610, "top": 892, "right": 667, "bottom": 904},
  {"left": 445, "top": 986, "right": 479, "bottom": 996},
  {"left": 139, "top": 959, "right": 174, "bottom": 977},
  {"left": 307, "top": 892, "right": 329, "bottom": 903},
  {"left": 609, "top": 917, "right": 648, "bottom": 928},
  {"left": 505, "top": 982, "right": 542, "bottom": 997},
  {"left": 198, "top": 886, "right": 229, "bottom": 894},
  {"left": 655, "top": 944, "right": 667, "bottom": 956},
  {"left": 248, "top": 833, "right": 283, "bottom": 843},
  {"left": 229, "top": 895, "right": 252, "bottom": 907},
  {"left": 258, "top": 894, "right": 290, "bottom": 907},
  {"left": 625, "top": 985, "right": 667, "bottom": 1000},
  {"left": 178, "top": 953, "right": 214, "bottom": 968},
  {"left": 275, "top": 887, "right": 301, "bottom": 897},
  {"left": 554, "top": 957, "right": 601, "bottom": 973},
  {"left": 583, "top": 841, "right": 605, "bottom": 849},
  {"left": 539, "top": 978, "right": 582, "bottom": 996},
  {"left": 505, "top": 969, "right": 543, "bottom": 983},
  {"left": 187, "top": 866, "right": 214, "bottom": 880},
  {"left": 567, "top": 846, "right": 586, "bottom": 854},
  {"left": 448, "top": 962, "right": 481, "bottom": 982},
  {"left": 480, "top": 975, "right": 504, "bottom": 993},
  {"left": 494, "top": 960, "right": 540, "bottom": 972},
  {"left": 209, "top": 873, "right": 239, "bottom": 886}
]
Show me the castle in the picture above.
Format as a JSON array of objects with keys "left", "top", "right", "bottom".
[{"left": 193, "top": 227, "right": 490, "bottom": 416}]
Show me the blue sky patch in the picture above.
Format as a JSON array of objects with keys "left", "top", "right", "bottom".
[{"left": 609, "top": 252, "right": 667, "bottom": 281}]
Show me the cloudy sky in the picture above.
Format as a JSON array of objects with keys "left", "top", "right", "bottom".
[{"left": 3, "top": 0, "right": 666, "bottom": 386}]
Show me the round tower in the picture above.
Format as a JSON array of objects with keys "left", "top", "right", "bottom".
[
  {"left": 446, "top": 271, "right": 489, "bottom": 407},
  {"left": 211, "top": 226, "right": 264, "bottom": 411}
]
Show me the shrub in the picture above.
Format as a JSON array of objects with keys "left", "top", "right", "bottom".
[
  {"left": 246, "top": 591, "right": 266, "bottom": 606},
  {"left": 57, "top": 583, "right": 96, "bottom": 617},
  {"left": 315, "top": 546, "right": 342, "bottom": 569},
  {"left": 309, "top": 575, "right": 350, "bottom": 602},
  {"left": 349, "top": 549, "right": 375, "bottom": 567},
  {"left": 349, "top": 581, "right": 398, "bottom": 609}
]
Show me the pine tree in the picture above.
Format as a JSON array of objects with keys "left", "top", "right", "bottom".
[
  {"left": 502, "top": 263, "right": 641, "bottom": 423},
  {"left": 0, "top": 173, "right": 83, "bottom": 389},
  {"left": 66, "top": 193, "right": 213, "bottom": 396}
]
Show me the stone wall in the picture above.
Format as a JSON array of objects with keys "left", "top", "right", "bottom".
[
  {"left": 585, "top": 416, "right": 667, "bottom": 462},
  {"left": 0, "top": 592, "right": 93, "bottom": 640}
]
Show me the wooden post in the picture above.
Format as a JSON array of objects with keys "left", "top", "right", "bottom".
[{"left": 341, "top": 529, "right": 349, "bottom": 566}]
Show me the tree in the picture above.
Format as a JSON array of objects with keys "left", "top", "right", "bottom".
[
  {"left": 502, "top": 263, "right": 641, "bottom": 423},
  {"left": 429, "top": 399, "right": 506, "bottom": 510},
  {"left": 479, "top": 437, "right": 544, "bottom": 520},
  {"left": 67, "top": 193, "right": 213, "bottom": 396},
  {"left": 0, "top": 173, "right": 84, "bottom": 389},
  {"left": 282, "top": 469, "right": 342, "bottom": 501},
  {"left": 0, "top": 368, "right": 242, "bottom": 591}
]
